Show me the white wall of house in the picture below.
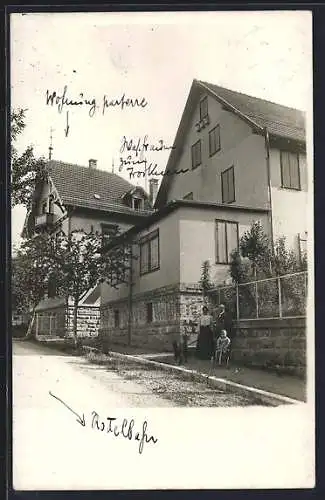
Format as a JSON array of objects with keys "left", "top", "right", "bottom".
[
  {"left": 269, "top": 149, "right": 308, "bottom": 252},
  {"left": 101, "top": 210, "right": 181, "bottom": 306},
  {"left": 166, "top": 93, "right": 269, "bottom": 210},
  {"left": 132, "top": 211, "right": 180, "bottom": 294},
  {"left": 100, "top": 206, "right": 270, "bottom": 306},
  {"left": 178, "top": 206, "right": 270, "bottom": 285}
]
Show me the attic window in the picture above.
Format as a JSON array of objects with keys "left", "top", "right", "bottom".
[
  {"left": 94, "top": 194, "right": 101, "bottom": 199},
  {"left": 199, "top": 96, "right": 208, "bottom": 121},
  {"left": 133, "top": 198, "right": 143, "bottom": 211}
]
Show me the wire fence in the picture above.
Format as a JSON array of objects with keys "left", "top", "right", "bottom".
[
  {"left": 35, "top": 311, "right": 65, "bottom": 336},
  {"left": 209, "top": 271, "right": 307, "bottom": 320}
]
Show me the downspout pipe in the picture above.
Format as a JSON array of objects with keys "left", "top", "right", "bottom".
[{"left": 264, "top": 127, "right": 275, "bottom": 253}]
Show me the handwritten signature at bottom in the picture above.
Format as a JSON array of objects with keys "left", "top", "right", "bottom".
[{"left": 49, "top": 391, "right": 158, "bottom": 454}]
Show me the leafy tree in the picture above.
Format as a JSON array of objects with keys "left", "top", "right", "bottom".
[
  {"left": 240, "top": 221, "right": 271, "bottom": 278},
  {"left": 199, "top": 260, "right": 213, "bottom": 298},
  {"left": 270, "top": 237, "right": 307, "bottom": 316},
  {"left": 11, "top": 108, "right": 47, "bottom": 207},
  {"left": 229, "top": 249, "right": 251, "bottom": 284},
  {"left": 14, "top": 228, "right": 132, "bottom": 344},
  {"left": 12, "top": 234, "right": 54, "bottom": 337},
  {"left": 271, "top": 236, "right": 305, "bottom": 275}
]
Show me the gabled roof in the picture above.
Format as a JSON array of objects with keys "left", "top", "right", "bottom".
[
  {"left": 199, "top": 80, "right": 305, "bottom": 143},
  {"left": 46, "top": 160, "right": 152, "bottom": 215},
  {"left": 155, "top": 79, "right": 306, "bottom": 208}
]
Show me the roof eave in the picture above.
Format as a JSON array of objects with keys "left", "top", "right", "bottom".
[
  {"left": 104, "top": 199, "right": 270, "bottom": 251},
  {"left": 63, "top": 200, "right": 153, "bottom": 217}
]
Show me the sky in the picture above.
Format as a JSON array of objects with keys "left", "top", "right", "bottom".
[{"left": 10, "top": 10, "right": 312, "bottom": 248}]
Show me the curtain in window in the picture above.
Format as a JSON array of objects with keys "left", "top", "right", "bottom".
[
  {"left": 289, "top": 153, "right": 299, "bottom": 189},
  {"left": 281, "top": 151, "right": 291, "bottom": 187},
  {"left": 150, "top": 237, "right": 159, "bottom": 270},
  {"left": 227, "top": 222, "right": 238, "bottom": 262},
  {"left": 140, "top": 241, "right": 149, "bottom": 274},
  {"left": 216, "top": 221, "right": 227, "bottom": 263},
  {"left": 227, "top": 169, "right": 234, "bottom": 202}
]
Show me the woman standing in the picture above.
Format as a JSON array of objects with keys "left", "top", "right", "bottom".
[{"left": 196, "top": 306, "right": 214, "bottom": 360}]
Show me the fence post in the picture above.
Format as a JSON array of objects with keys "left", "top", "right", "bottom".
[
  {"left": 236, "top": 284, "right": 239, "bottom": 320},
  {"left": 218, "top": 289, "right": 221, "bottom": 306},
  {"left": 36, "top": 314, "right": 39, "bottom": 337},
  {"left": 278, "top": 277, "right": 283, "bottom": 318},
  {"left": 255, "top": 282, "right": 259, "bottom": 318},
  {"left": 49, "top": 314, "right": 52, "bottom": 336}
]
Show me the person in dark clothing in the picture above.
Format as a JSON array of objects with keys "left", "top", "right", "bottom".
[
  {"left": 172, "top": 321, "right": 190, "bottom": 365},
  {"left": 196, "top": 306, "right": 214, "bottom": 360},
  {"left": 172, "top": 340, "right": 181, "bottom": 363}
]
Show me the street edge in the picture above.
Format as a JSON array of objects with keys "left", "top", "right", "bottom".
[{"left": 99, "top": 349, "right": 302, "bottom": 407}]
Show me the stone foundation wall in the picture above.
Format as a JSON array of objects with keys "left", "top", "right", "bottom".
[
  {"left": 35, "top": 305, "right": 100, "bottom": 338},
  {"left": 231, "top": 318, "right": 306, "bottom": 376},
  {"left": 100, "top": 284, "right": 204, "bottom": 351},
  {"left": 66, "top": 305, "right": 100, "bottom": 338}
]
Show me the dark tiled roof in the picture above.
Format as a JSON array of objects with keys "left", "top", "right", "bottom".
[
  {"left": 199, "top": 80, "right": 306, "bottom": 143},
  {"left": 46, "top": 160, "right": 152, "bottom": 215}
]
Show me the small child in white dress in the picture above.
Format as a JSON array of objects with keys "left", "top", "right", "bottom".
[{"left": 214, "top": 329, "right": 231, "bottom": 364}]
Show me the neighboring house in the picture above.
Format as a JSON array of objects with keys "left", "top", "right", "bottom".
[
  {"left": 22, "top": 158, "right": 154, "bottom": 338},
  {"left": 99, "top": 79, "right": 309, "bottom": 351}
]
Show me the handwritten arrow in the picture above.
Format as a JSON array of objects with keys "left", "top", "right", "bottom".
[
  {"left": 64, "top": 111, "right": 70, "bottom": 137},
  {"left": 49, "top": 390, "right": 86, "bottom": 426}
]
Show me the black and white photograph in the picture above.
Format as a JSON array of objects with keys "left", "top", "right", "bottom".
[{"left": 10, "top": 10, "right": 314, "bottom": 490}]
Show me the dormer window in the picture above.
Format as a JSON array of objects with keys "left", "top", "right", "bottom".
[
  {"left": 133, "top": 198, "right": 143, "bottom": 211},
  {"left": 122, "top": 188, "right": 146, "bottom": 211}
]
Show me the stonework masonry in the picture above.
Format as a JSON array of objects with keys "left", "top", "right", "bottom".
[
  {"left": 231, "top": 318, "right": 306, "bottom": 376},
  {"left": 100, "top": 283, "right": 205, "bottom": 351},
  {"left": 100, "top": 285, "right": 307, "bottom": 376}
]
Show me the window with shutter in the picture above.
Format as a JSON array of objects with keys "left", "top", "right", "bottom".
[
  {"left": 280, "top": 151, "right": 301, "bottom": 190},
  {"left": 221, "top": 166, "right": 235, "bottom": 203},
  {"left": 199, "top": 97, "right": 208, "bottom": 120},
  {"left": 139, "top": 229, "right": 160, "bottom": 275},
  {"left": 191, "top": 140, "right": 202, "bottom": 169},
  {"left": 209, "top": 125, "right": 221, "bottom": 156}
]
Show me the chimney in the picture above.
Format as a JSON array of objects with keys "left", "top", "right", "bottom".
[
  {"left": 149, "top": 178, "right": 159, "bottom": 206},
  {"left": 89, "top": 158, "right": 97, "bottom": 169}
]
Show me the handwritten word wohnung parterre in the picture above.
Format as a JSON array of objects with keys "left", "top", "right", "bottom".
[{"left": 46, "top": 85, "right": 148, "bottom": 117}]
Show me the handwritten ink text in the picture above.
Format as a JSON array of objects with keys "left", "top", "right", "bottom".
[
  {"left": 102, "top": 94, "right": 148, "bottom": 115},
  {"left": 46, "top": 86, "right": 97, "bottom": 117},
  {"left": 119, "top": 156, "right": 189, "bottom": 179},
  {"left": 45, "top": 86, "right": 148, "bottom": 119},
  {"left": 91, "top": 411, "right": 158, "bottom": 454},
  {"left": 120, "top": 135, "right": 175, "bottom": 156}
]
